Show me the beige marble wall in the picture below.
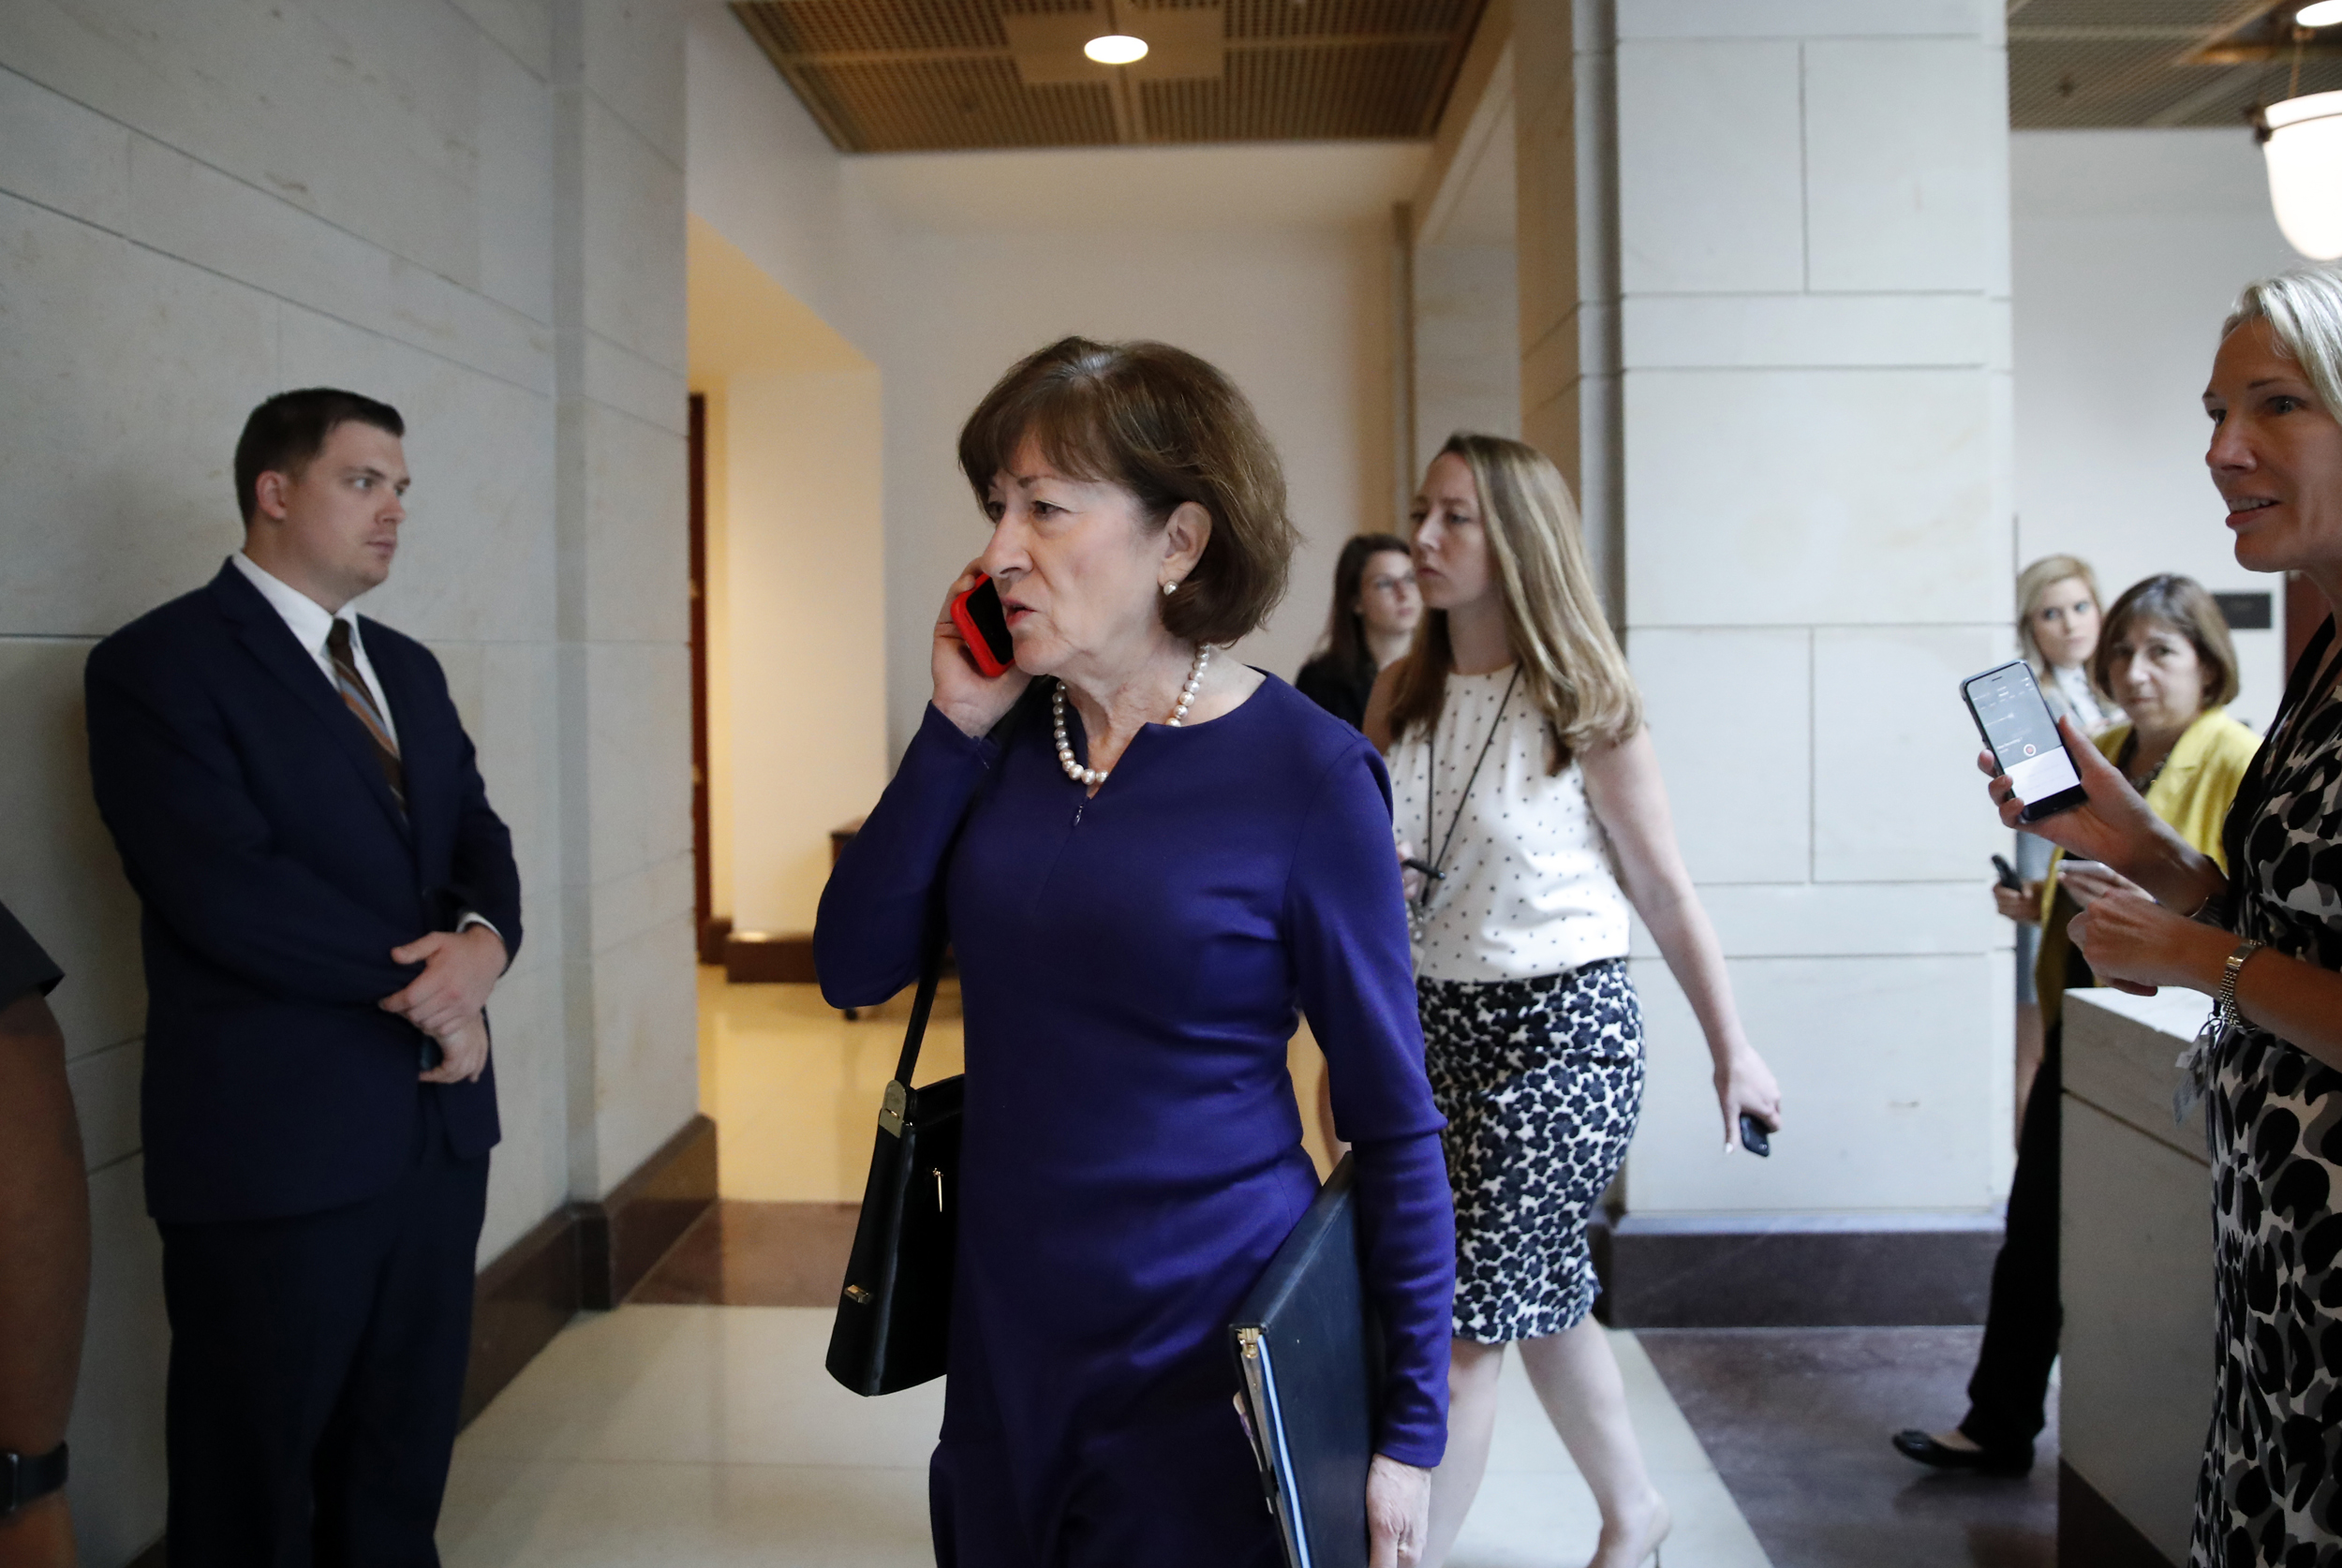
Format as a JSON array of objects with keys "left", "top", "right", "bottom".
[
  {"left": 0, "top": 4, "right": 694, "bottom": 1560},
  {"left": 1509, "top": 0, "right": 2019, "bottom": 1218}
]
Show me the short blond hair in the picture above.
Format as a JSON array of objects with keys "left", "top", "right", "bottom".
[
  {"left": 2223, "top": 266, "right": 2342, "bottom": 417},
  {"left": 2015, "top": 555, "right": 2103, "bottom": 672}
]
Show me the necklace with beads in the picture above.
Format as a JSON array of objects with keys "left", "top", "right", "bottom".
[{"left": 1052, "top": 643, "right": 1212, "bottom": 787}]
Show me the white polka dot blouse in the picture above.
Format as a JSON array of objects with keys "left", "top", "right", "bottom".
[{"left": 1386, "top": 668, "right": 1631, "bottom": 984}]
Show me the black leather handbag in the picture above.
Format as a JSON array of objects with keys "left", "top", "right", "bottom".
[{"left": 825, "top": 932, "right": 960, "bottom": 1396}]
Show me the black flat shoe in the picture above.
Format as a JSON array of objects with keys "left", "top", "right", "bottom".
[{"left": 1891, "top": 1429, "right": 2033, "bottom": 1476}]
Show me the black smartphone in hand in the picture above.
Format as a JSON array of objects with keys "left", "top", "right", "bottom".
[
  {"left": 1961, "top": 660, "right": 2089, "bottom": 822},
  {"left": 1992, "top": 853, "right": 2023, "bottom": 891},
  {"left": 1739, "top": 1113, "right": 1772, "bottom": 1158}
]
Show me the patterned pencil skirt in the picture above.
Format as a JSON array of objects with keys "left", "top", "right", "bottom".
[{"left": 1419, "top": 959, "right": 1646, "bottom": 1343}]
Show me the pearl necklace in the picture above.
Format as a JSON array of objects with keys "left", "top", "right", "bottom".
[{"left": 1052, "top": 644, "right": 1212, "bottom": 787}]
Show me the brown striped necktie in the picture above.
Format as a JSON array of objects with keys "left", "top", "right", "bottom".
[{"left": 325, "top": 618, "right": 406, "bottom": 809}]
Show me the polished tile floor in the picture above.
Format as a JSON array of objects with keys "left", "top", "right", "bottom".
[
  {"left": 1639, "top": 1329, "right": 2057, "bottom": 1568},
  {"left": 438, "top": 973, "right": 1775, "bottom": 1565},
  {"left": 439, "top": 1306, "right": 1771, "bottom": 1568}
]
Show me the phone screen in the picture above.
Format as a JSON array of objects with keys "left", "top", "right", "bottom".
[
  {"left": 963, "top": 579, "right": 1013, "bottom": 664},
  {"left": 951, "top": 576, "right": 1016, "bottom": 676},
  {"left": 1963, "top": 662, "right": 2083, "bottom": 809}
]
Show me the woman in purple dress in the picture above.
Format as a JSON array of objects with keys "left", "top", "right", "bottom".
[{"left": 815, "top": 337, "right": 1456, "bottom": 1568}]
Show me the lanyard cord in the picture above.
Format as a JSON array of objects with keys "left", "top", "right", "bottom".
[{"left": 1418, "top": 667, "right": 1520, "bottom": 911}]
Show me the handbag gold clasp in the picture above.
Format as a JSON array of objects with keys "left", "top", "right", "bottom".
[{"left": 878, "top": 1080, "right": 908, "bottom": 1137}]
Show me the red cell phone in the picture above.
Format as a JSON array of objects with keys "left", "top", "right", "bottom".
[{"left": 950, "top": 575, "right": 1016, "bottom": 678}]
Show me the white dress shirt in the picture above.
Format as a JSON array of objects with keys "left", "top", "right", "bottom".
[
  {"left": 230, "top": 553, "right": 501, "bottom": 946},
  {"left": 230, "top": 552, "right": 399, "bottom": 748}
]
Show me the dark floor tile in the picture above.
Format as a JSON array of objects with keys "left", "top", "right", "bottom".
[
  {"left": 1639, "top": 1327, "right": 2055, "bottom": 1568},
  {"left": 629, "top": 1199, "right": 859, "bottom": 1307}
]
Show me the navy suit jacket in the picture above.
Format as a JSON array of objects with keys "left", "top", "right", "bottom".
[{"left": 85, "top": 561, "right": 522, "bottom": 1224}]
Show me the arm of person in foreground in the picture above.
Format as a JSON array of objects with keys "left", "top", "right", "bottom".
[
  {"left": 816, "top": 566, "right": 1033, "bottom": 1009},
  {"left": 1580, "top": 728, "right": 1782, "bottom": 1148},
  {"left": 0, "top": 991, "right": 87, "bottom": 1568},
  {"left": 1286, "top": 742, "right": 1454, "bottom": 1566},
  {"left": 2070, "top": 889, "right": 2342, "bottom": 1075}
]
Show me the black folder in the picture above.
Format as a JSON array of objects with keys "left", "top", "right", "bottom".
[{"left": 1228, "top": 1152, "right": 1385, "bottom": 1568}]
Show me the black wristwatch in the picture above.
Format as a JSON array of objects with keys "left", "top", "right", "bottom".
[{"left": 2, "top": 1443, "right": 68, "bottom": 1518}]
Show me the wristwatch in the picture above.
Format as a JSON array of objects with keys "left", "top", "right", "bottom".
[{"left": 2, "top": 1442, "right": 68, "bottom": 1518}]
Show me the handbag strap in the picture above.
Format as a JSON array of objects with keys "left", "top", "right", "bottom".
[
  {"left": 892, "top": 932, "right": 946, "bottom": 1087},
  {"left": 887, "top": 680, "right": 1046, "bottom": 1088}
]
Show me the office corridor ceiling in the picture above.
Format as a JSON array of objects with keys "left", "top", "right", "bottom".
[
  {"left": 2010, "top": 0, "right": 2342, "bottom": 127},
  {"left": 729, "top": 0, "right": 1489, "bottom": 152},
  {"left": 732, "top": 1, "right": 2340, "bottom": 152}
]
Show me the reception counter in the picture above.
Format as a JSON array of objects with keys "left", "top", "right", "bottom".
[{"left": 2060, "top": 987, "right": 2217, "bottom": 1567}]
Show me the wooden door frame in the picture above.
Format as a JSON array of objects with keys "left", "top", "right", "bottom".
[{"left": 688, "top": 392, "right": 728, "bottom": 965}]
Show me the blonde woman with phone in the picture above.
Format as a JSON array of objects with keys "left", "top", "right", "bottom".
[
  {"left": 1992, "top": 268, "right": 2342, "bottom": 1565},
  {"left": 1366, "top": 434, "right": 1781, "bottom": 1568}
]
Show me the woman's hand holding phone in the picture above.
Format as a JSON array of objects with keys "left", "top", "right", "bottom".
[
  {"left": 1991, "top": 880, "right": 2042, "bottom": 925},
  {"left": 1978, "top": 715, "right": 2158, "bottom": 870},
  {"left": 2058, "top": 861, "right": 2148, "bottom": 909},
  {"left": 933, "top": 561, "right": 1030, "bottom": 739},
  {"left": 1978, "top": 713, "right": 2229, "bottom": 924}
]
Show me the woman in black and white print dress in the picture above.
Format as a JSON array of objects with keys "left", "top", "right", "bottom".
[
  {"left": 1367, "top": 435, "right": 1783, "bottom": 1568},
  {"left": 1992, "top": 269, "right": 2342, "bottom": 1565}
]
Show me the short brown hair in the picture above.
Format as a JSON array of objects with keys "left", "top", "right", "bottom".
[
  {"left": 957, "top": 336, "right": 1297, "bottom": 647},
  {"left": 2092, "top": 573, "right": 2241, "bottom": 710},
  {"left": 235, "top": 388, "right": 405, "bottom": 525}
]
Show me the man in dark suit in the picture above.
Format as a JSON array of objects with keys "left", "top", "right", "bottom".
[{"left": 85, "top": 389, "right": 522, "bottom": 1566}]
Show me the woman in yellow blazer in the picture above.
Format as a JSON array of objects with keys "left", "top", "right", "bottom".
[{"left": 1899, "top": 574, "right": 2256, "bottom": 1476}]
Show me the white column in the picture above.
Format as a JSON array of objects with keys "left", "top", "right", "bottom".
[{"left": 1531, "top": 0, "right": 2019, "bottom": 1229}]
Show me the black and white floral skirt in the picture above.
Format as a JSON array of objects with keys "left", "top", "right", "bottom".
[{"left": 1420, "top": 959, "right": 1645, "bottom": 1344}]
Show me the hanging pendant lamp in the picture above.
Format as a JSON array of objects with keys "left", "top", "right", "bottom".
[
  {"left": 2259, "top": 91, "right": 2342, "bottom": 260},
  {"left": 2260, "top": 4, "right": 2342, "bottom": 260}
]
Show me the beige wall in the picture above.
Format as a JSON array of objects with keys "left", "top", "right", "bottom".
[
  {"left": 715, "top": 365, "right": 886, "bottom": 933},
  {"left": 1541, "top": 0, "right": 2019, "bottom": 1218},
  {"left": 688, "top": 213, "right": 888, "bottom": 936},
  {"left": 0, "top": 6, "right": 698, "bottom": 1560}
]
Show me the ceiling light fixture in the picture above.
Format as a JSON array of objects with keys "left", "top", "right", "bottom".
[
  {"left": 2258, "top": 91, "right": 2342, "bottom": 259},
  {"left": 2297, "top": 0, "right": 2342, "bottom": 26},
  {"left": 1084, "top": 32, "right": 1148, "bottom": 65}
]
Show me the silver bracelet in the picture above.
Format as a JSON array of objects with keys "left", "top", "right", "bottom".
[{"left": 2216, "top": 939, "right": 2263, "bottom": 1035}]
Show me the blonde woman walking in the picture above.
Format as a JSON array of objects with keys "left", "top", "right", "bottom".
[{"left": 1367, "top": 435, "right": 1782, "bottom": 1568}]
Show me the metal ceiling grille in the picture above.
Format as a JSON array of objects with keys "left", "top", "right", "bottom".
[
  {"left": 2009, "top": 0, "right": 2342, "bottom": 128},
  {"left": 731, "top": 0, "right": 1487, "bottom": 152}
]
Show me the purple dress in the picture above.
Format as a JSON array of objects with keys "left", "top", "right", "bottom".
[{"left": 816, "top": 676, "right": 1454, "bottom": 1568}]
